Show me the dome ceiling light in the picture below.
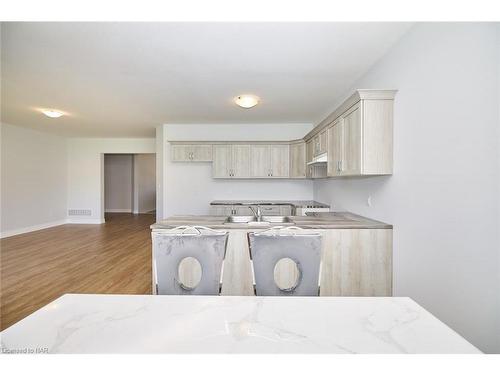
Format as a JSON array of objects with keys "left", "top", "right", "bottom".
[
  {"left": 234, "top": 95, "right": 260, "bottom": 109},
  {"left": 41, "top": 109, "right": 64, "bottom": 118}
]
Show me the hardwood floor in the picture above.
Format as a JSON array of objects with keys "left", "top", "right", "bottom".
[{"left": 0, "top": 213, "right": 155, "bottom": 331}]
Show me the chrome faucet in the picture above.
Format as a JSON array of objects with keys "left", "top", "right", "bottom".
[{"left": 248, "top": 205, "right": 262, "bottom": 222}]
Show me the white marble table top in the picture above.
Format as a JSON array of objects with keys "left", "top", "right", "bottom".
[{"left": 1, "top": 294, "right": 480, "bottom": 354}]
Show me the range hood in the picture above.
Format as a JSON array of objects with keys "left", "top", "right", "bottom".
[{"left": 307, "top": 152, "right": 327, "bottom": 165}]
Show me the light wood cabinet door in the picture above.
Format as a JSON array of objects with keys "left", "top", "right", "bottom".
[
  {"left": 171, "top": 144, "right": 212, "bottom": 162},
  {"left": 260, "top": 205, "right": 281, "bottom": 215},
  {"left": 191, "top": 145, "right": 212, "bottom": 161},
  {"left": 289, "top": 142, "right": 306, "bottom": 178},
  {"left": 312, "top": 135, "right": 321, "bottom": 156},
  {"left": 231, "top": 145, "right": 251, "bottom": 178},
  {"left": 234, "top": 206, "right": 254, "bottom": 215},
  {"left": 212, "top": 145, "right": 232, "bottom": 178},
  {"left": 320, "top": 229, "right": 392, "bottom": 296},
  {"left": 306, "top": 139, "right": 314, "bottom": 163},
  {"left": 211, "top": 205, "right": 234, "bottom": 215},
  {"left": 319, "top": 130, "right": 327, "bottom": 154},
  {"left": 279, "top": 205, "right": 292, "bottom": 216},
  {"left": 250, "top": 145, "right": 271, "bottom": 177},
  {"left": 327, "top": 121, "right": 343, "bottom": 177},
  {"left": 342, "top": 104, "right": 362, "bottom": 175},
  {"left": 171, "top": 145, "right": 192, "bottom": 161},
  {"left": 270, "top": 145, "right": 289, "bottom": 178}
]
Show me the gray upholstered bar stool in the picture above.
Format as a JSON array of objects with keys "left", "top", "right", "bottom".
[
  {"left": 248, "top": 226, "right": 322, "bottom": 296},
  {"left": 151, "top": 226, "right": 228, "bottom": 295}
]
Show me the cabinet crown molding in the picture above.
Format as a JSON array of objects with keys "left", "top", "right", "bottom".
[{"left": 304, "top": 89, "right": 398, "bottom": 141}]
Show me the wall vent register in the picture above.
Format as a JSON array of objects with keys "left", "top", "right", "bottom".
[{"left": 68, "top": 209, "right": 92, "bottom": 216}]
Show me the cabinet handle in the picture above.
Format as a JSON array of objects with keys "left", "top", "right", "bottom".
[{"left": 336, "top": 160, "right": 343, "bottom": 172}]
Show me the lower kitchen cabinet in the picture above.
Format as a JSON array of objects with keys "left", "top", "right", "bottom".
[
  {"left": 319, "top": 229, "right": 392, "bottom": 296},
  {"left": 220, "top": 228, "right": 392, "bottom": 296},
  {"left": 210, "top": 204, "right": 291, "bottom": 216},
  {"left": 211, "top": 205, "right": 253, "bottom": 216},
  {"left": 259, "top": 205, "right": 281, "bottom": 215},
  {"left": 210, "top": 205, "right": 234, "bottom": 216}
]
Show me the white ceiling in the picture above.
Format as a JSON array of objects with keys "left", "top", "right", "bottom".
[{"left": 1, "top": 22, "right": 412, "bottom": 137}]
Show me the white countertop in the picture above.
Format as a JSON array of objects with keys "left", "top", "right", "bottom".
[{"left": 0, "top": 294, "right": 480, "bottom": 354}]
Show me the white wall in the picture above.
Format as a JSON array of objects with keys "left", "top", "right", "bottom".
[
  {"left": 104, "top": 154, "right": 133, "bottom": 212},
  {"left": 155, "top": 126, "right": 165, "bottom": 221},
  {"left": 313, "top": 23, "right": 500, "bottom": 353},
  {"left": 67, "top": 138, "right": 155, "bottom": 223},
  {"left": 133, "top": 153, "right": 156, "bottom": 213},
  {"left": 1, "top": 123, "right": 67, "bottom": 237},
  {"left": 159, "top": 123, "right": 314, "bottom": 218}
]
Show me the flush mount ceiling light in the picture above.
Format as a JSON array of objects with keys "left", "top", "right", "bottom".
[
  {"left": 234, "top": 94, "right": 260, "bottom": 109},
  {"left": 41, "top": 109, "right": 64, "bottom": 118}
]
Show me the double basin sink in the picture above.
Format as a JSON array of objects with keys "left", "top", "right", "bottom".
[{"left": 224, "top": 215, "right": 294, "bottom": 225}]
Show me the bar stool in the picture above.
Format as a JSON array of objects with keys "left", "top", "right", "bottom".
[
  {"left": 248, "top": 226, "right": 322, "bottom": 296},
  {"left": 151, "top": 226, "right": 228, "bottom": 295}
]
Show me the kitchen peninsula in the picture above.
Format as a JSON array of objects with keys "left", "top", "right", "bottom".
[
  {"left": 1, "top": 294, "right": 480, "bottom": 354},
  {"left": 151, "top": 211, "right": 393, "bottom": 297}
]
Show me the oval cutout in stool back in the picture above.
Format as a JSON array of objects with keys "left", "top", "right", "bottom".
[
  {"left": 177, "top": 256, "right": 202, "bottom": 290},
  {"left": 273, "top": 257, "right": 300, "bottom": 291}
]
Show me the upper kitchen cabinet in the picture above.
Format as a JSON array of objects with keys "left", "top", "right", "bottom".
[
  {"left": 289, "top": 141, "right": 306, "bottom": 178},
  {"left": 213, "top": 144, "right": 251, "bottom": 178},
  {"left": 232, "top": 145, "right": 251, "bottom": 177},
  {"left": 305, "top": 139, "right": 314, "bottom": 178},
  {"left": 170, "top": 89, "right": 396, "bottom": 179},
  {"left": 328, "top": 103, "right": 362, "bottom": 176},
  {"left": 327, "top": 119, "right": 342, "bottom": 177},
  {"left": 269, "top": 145, "right": 289, "bottom": 178},
  {"left": 250, "top": 145, "right": 271, "bottom": 177},
  {"left": 212, "top": 145, "right": 232, "bottom": 177},
  {"left": 319, "top": 89, "right": 396, "bottom": 177},
  {"left": 312, "top": 130, "right": 328, "bottom": 157},
  {"left": 171, "top": 144, "right": 213, "bottom": 162},
  {"left": 249, "top": 144, "right": 289, "bottom": 178}
]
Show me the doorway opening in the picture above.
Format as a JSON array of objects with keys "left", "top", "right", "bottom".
[{"left": 103, "top": 154, "right": 156, "bottom": 218}]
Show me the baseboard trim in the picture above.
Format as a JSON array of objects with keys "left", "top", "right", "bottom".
[
  {"left": 66, "top": 218, "right": 105, "bottom": 224},
  {"left": 105, "top": 209, "right": 132, "bottom": 213},
  {"left": 0, "top": 219, "right": 68, "bottom": 239}
]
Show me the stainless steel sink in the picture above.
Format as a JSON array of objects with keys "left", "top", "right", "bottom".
[
  {"left": 224, "top": 215, "right": 294, "bottom": 224},
  {"left": 261, "top": 216, "right": 294, "bottom": 223},
  {"left": 225, "top": 215, "right": 256, "bottom": 223}
]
